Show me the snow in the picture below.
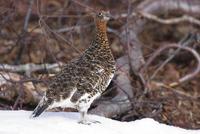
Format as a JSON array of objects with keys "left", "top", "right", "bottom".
[{"left": 0, "top": 110, "right": 199, "bottom": 134}]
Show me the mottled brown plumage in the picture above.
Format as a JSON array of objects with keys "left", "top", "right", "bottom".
[{"left": 31, "top": 11, "right": 116, "bottom": 124}]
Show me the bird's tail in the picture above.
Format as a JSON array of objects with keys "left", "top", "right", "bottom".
[{"left": 30, "top": 97, "right": 52, "bottom": 118}]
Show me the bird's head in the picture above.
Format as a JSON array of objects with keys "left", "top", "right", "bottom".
[
  {"left": 93, "top": 11, "right": 111, "bottom": 35},
  {"left": 95, "top": 11, "right": 111, "bottom": 22}
]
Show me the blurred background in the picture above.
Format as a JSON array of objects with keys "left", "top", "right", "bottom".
[{"left": 0, "top": 0, "right": 200, "bottom": 129}]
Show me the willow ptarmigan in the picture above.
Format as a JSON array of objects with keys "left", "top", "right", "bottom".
[{"left": 30, "top": 11, "right": 116, "bottom": 124}]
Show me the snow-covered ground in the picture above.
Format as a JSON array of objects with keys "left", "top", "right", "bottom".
[{"left": 0, "top": 110, "right": 199, "bottom": 134}]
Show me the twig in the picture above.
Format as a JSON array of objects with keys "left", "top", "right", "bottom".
[
  {"left": 56, "top": 24, "right": 93, "bottom": 33},
  {"left": 0, "top": 71, "right": 44, "bottom": 86},
  {"left": 0, "top": 71, "right": 45, "bottom": 104},
  {"left": 126, "top": 0, "right": 132, "bottom": 73},
  {"left": 14, "top": 0, "right": 35, "bottom": 64},
  {"left": 141, "top": 44, "right": 200, "bottom": 87},
  {"left": 156, "top": 83, "right": 200, "bottom": 100},
  {"left": 0, "top": 70, "right": 23, "bottom": 86},
  {"left": 70, "top": 0, "right": 95, "bottom": 12},
  {"left": 12, "top": 83, "right": 24, "bottom": 110},
  {"left": 38, "top": 16, "right": 81, "bottom": 54},
  {"left": 107, "top": 27, "right": 121, "bottom": 37},
  {"left": 23, "top": 0, "right": 35, "bottom": 32},
  {"left": 151, "top": 33, "right": 198, "bottom": 80},
  {"left": 41, "top": 14, "right": 91, "bottom": 18}
]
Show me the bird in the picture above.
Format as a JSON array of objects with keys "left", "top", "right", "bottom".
[{"left": 30, "top": 11, "right": 116, "bottom": 125}]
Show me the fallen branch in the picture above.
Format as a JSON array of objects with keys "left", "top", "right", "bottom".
[{"left": 0, "top": 63, "right": 62, "bottom": 76}]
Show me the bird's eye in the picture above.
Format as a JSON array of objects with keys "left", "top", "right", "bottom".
[{"left": 98, "top": 13, "right": 102, "bottom": 16}]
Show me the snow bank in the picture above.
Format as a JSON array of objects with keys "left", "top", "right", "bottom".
[{"left": 0, "top": 110, "right": 199, "bottom": 134}]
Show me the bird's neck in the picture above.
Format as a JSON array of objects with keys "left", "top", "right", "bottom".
[
  {"left": 93, "top": 20, "right": 114, "bottom": 62},
  {"left": 95, "top": 20, "right": 108, "bottom": 45}
]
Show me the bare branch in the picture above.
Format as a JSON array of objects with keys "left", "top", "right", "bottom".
[
  {"left": 151, "top": 33, "right": 199, "bottom": 80},
  {"left": 0, "top": 72, "right": 20, "bottom": 86},
  {"left": 38, "top": 17, "right": 81, "bottom": 54},
  {"left": 23, "top": 0, "right": 35, "bottom": 32},
  {"left": 137, "top": 0, "right": 200, "bottom": 15},
  {"left": 70, "top": 0, "right": 96, "bottom": 12},
  {"left": 113, "top": 11, "right": 200, "bottom": 26},
  {"left": 56, "top": 24, "right": 92, "bottom": 33},
  {"left": 141, "top": 44, "right": 200, "bottom": 87},
  {"left": 138, "top": 12, "right": 200, "bottom": 26}
]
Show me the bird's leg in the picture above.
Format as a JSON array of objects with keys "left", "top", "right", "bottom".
[
  {"left": 78, "top": 110, "right": 100, "bottom": 125},
  {"left": 78, "top": 111, "right": 90, "bottom": 125}
]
